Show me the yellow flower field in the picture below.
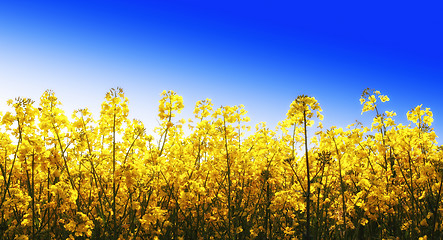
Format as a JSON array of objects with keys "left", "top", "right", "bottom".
[{"left": 0, "top": 88, "right": 441, "bottom": 239}]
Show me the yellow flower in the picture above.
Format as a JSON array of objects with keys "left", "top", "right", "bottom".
[
  {"left": 379, "top": 95, "right": 390, "bottom": 102},
  {"left": 16, "top": 235, "right": 29, "bottom": 240}
]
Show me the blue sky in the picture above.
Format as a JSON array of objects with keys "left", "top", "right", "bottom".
[{"left": 1, "top": 1, "right": 442, "bottom": 138}]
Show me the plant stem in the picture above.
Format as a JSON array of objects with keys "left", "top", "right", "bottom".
[
  {"left": 304, "top": 107, "right": 311, "bottom": 240},
  {"left": 113, "top": 110, "right": 117, "bottom": 240},
  {"left": 223, "top": 115, "right": 232, "bottom": 240}
]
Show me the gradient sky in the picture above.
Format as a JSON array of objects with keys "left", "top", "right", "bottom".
[{"left": 1, "top": 1, "right": 442, "bottom": 138}]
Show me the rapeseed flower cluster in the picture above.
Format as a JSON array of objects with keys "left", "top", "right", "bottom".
[{"left": 0, "top": 88, "right": 441, "bottom": 239}]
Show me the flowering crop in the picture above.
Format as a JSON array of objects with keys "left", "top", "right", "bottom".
[{"left": 0, "top": 88, "right": 442, "bottom": 240}]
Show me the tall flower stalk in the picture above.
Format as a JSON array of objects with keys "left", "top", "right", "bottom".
[{"left": 284, "top": 95, "right": 323, "bottom": 239}]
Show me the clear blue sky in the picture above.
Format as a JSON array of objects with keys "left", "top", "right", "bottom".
[{"left": 1, "top": 1, "right": 442, "bottom": 138}]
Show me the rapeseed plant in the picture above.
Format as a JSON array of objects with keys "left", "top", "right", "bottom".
[{"left": 0, "top": 88, "right": 440, "bottom": 240}]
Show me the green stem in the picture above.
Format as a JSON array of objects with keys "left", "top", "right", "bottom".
[
  {"left": 223, "top": 114, "right": 232, "bottom": 240},
  {"left": 304, "top": 107, "right": 311, "bottom": 240},
  {"left": 113, "top": 110, "right": 117, "bottom": 240}
]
